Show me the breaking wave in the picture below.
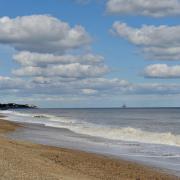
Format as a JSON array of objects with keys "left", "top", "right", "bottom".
[{"left": 1, "top": 110, "right": 180, "bottom": 147}]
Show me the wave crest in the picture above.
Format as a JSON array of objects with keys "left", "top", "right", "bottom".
[{"left": 1, "top": 110, "right": 180, "bottom": 147}]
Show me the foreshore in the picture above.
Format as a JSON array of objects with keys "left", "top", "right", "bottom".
[{"left": 0, "top": 117, "right": 179, "bottom": 180}]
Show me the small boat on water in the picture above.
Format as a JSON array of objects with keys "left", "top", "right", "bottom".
[{"left": 122, "top": 104, "right": 127, "bottom": 108}]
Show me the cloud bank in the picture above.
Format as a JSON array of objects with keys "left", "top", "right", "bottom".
[{"left": 0, "top": 14, "right": 179, "bottom": 105}]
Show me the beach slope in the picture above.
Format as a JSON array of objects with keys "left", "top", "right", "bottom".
[{"left": 0, "top": 118, "right": 179, "bottom": 180}]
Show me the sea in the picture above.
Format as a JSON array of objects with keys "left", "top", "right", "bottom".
[{"left": 1, "top": 108, "right": 180, "bottom": 175}]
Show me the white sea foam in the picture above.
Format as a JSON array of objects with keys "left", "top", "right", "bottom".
[
  {"left": 1, "top": 110, "right": 57, "bottom": 119},
  {"left": 1, "top": 110, "right": 180, "bottom": 147},
  {"left": 0, "top": 110, "right": 35, "bottom": 117},
  {"left": 68, "top": 126, "right": 180, "bottom": 147}
]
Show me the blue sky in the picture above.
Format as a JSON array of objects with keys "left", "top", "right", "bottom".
[{"left": 0, "top": 0, "right": 180, "bottom": 107}]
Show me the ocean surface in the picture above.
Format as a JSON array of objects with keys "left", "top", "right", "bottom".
[{"left": 1, "top": 108, "right": 180, "bottom": 175}]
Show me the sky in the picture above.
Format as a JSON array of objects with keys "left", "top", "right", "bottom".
[{"left": 0, "top": 0, "right": 180, "bottom": 108}]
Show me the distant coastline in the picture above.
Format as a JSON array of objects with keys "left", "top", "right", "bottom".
[{"left": 0, "top": 103, "right": 37, "bottom": 110}]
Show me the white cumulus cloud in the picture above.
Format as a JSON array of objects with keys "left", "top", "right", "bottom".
[
  {"left": 13, "top": 51, "right": 104, "bottom": 67},
  {"left": 107, "top": 0, "right": 180, "bottom": 17},
  {"left": 13, "top": 63, "right": 109, "bottom": 78},
  {"left": 144, "top": 64, "right": 180, "bottom": 78},
  {"left": 112, "top": 22, "right": 180, "bottom": 61},
  {"left": 0, "top": 15, "right": 91, "bottom": 53}
]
